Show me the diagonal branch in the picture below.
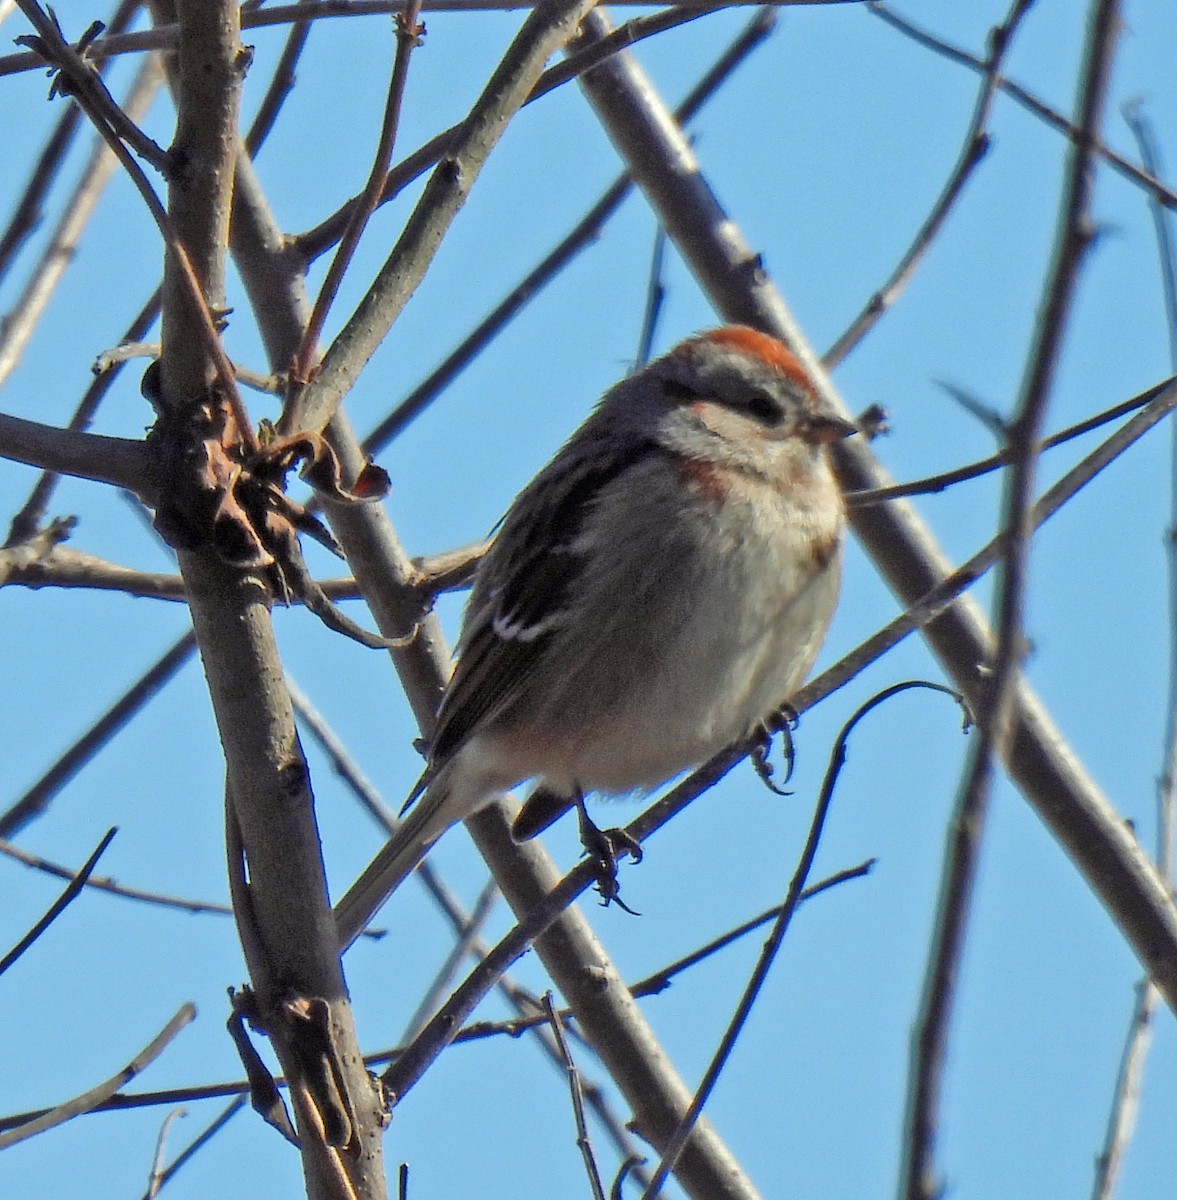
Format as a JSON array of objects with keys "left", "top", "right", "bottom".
[
  {"left": 286, "top": 0, "right": 603, "bottom": 435},
  {"left": 0, "top": 1003, "right": 196, "bottom": 1150},
  {"left": 570, "top": 4, "right": 1177, "bottom": 1026}
]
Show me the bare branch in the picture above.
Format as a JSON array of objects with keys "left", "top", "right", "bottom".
[
  {"left": 0, "top": 631, "right": 195, "bottom": 839},
  {"left": 0, "top": 409, "right": 151, "bottom": 493},
  {"left": 0, "top": 1003, "right": 196, "bottom": 1150},
  {"left": 869, "top": 1, "right": 1177, "bottom": 212},
  {"left": 287, "top": 0, "right": 603, "bottom": 435},
  {"left": 902, "top": 5, "right": 1122, "bottom": 1196},
  {"left": 0, "top": 827, "right": 116, "bottom": 975},
  {"left": 824, "top": 0, "right": 1033, "bottom": 368},
  {"left": 643, "top": 683, "right": 964, "bottom": 1198},
  {"left": 543, "top": 994, "right": 607, "bottom": 1200},
  {"left": 286, "top": 0, "right": 425, "bottom": 398},
  {"left": 0, "top": 0, "right": 141, "bottom": 279},
  {"left": 357, "top": 7, "right": 775, "bottom": 448}
]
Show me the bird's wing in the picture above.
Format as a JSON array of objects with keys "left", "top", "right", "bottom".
[{"left": 429, "top": 437, "right": 661, "bottom": 767}]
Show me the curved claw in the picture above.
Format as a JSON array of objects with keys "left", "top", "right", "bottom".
[{"left": 574, "top": 795, "right": 642, "bottom": 915}]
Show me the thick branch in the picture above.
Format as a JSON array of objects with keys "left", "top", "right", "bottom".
[
  {"left": 156, "top": 1, "right": 387, "bottom": 1194},
  {"left": 0, "top": 410, "right": 151, "bottom": 493}
]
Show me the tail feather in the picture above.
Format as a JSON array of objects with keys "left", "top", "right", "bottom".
[{"left": 334, "top": 777, "right": 457, "bottom": 950}]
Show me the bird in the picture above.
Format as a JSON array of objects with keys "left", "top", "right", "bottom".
[{"left": 335, "top": 325, "right": 855, "bottom": 946}]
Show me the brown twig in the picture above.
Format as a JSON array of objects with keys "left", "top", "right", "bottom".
[
  {"left": 13, "top": 1, "right": 170, "bottom": 166},
  {"left": 643, "top": 683, "right": 965, "bottom": 1198},
  {"left": 0, "top": 539, "right": 482, "bottom": 601},
  {"left": 869, "top": 1, "right": 1177, "bottom": 212},
  {"left": 900, "top": 5, "right": 1122, "bottom": 1197},
  {"left": 0, "top": 857, "right": 867, "bottom": 1140},
  {"left": 14, "top": 0, "right": 256, "bottom": 451},
  {"left": 0, "top": 0, "right": 141, "bottom": 278},
  {"left": 293, "top": 2, "right": 739, "bottom": 262},
  {"left": 244, "top": 0, "right": 314, "bottom": 155},
  {"left": 823, "top": 0, "right": 1034, "bottom": 368},
  {"left": 284, "top": 0, "right": 424, "bottom": 416},
  {"left": 847, "top": 375, "right": 1168, "bottom": 507},
  {"left": 355, "top": 6, "right": 776, "bottom": 448},
  {"left": 0, "top": 827, "right": 116, "bottom": 975},
  {"left": 800, "top": 377, "right": 1177, "bottom": 715},
  {"left": 543, "top": 993, "right": 607, "bottom": 1200},
  {"left": 287, "top": 0, "right": 602, "bottom": 436},
  {"left": 0, "top": 1003, "right": 196, "bottom": 1149},
  {"left": 455, "top": 860, "right": 875, "bottom": 1044}
]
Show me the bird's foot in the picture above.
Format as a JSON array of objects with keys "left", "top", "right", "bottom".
[{"left": 575, "top": 795, "right": 642, "bottom": 915}]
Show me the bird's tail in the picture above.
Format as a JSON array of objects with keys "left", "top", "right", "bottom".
[{"left": 333, "top": 772, "right": 458, "bottom": 951}]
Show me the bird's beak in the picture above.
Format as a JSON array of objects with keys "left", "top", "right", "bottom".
[{"left": 799, "top": 412, "right": 859, "bottom": 445}]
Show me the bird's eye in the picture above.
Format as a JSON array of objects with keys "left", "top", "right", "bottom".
[{"left": 743, "top": 393, "right": 780, "bottom": 424}]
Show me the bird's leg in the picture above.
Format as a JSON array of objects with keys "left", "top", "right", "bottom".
[
  {"left": 750, "top": 705, "right": 798, "bottom": 796},
  {"left": 574, "top": 792, "right": 642, "bottom": 914}
]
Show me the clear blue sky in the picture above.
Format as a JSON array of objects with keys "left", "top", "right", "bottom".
[{"left": 2, "top": 2, "right": 1176, "bottom": 1197}]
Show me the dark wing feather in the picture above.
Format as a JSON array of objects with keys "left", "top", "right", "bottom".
[{"left": 429, "top": 438, "right": 661, "bottom": 767}]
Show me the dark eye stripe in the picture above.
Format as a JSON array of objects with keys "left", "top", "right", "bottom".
[
  {"left": 742, "top": 394, "right": 780, "bottom": 424},
  {"left": 662, "top": 375, "right": 782, "bottom": 425}
]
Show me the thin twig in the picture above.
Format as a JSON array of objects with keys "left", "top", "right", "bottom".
[
  {"left": 869, "top": 1, "right": 1177, "bottom": 212},
  {"left": 800, "top": 377, "right": 1177, "bottom": 715},
  {"left": 847, "top": 378, "right": 1164, "bottom": 507},
  {"left": 635, "top": 225, "right": 668, "bottom": 369},
  {"left": 145, "top": 1107, "right": 187, "bottom": 1199},
  {"left": 244, "top": 0, "right": 314, "bottom": 155},
  {"left": 5, "top": 286, "right": 160, "bottom": 547},
  {"left": 93, "top": 341, "right": 281, "bottom": 392},
  {"left": 900, "top": 5, "right": 1121, "bottom": 1197},
  {"left": 287, "top": 0, "right": 604, "bottom": 436},
  {"left": 0, "top": 0, "right": 141, "bottom": 279},
  {"left": 0, "top": 0, "right": 861, "bottom": 81},
  {"left": 354, "top": 6, "right": 776, "bottom": 449},
  {"left": 642, "top": 683, "right": 965, "bottom": 1199},
  {"left": 0, "top": 827, "right": 116, "bottom": 975},
  {"left": 293, "top": 2, "right": 741, "bottom": 262},
  {"left": 0, "top": 630, "right": 195, "bottom": 839},
  {"left": 1090, "top": 99, "right": 1177, "bottom": 1200},
  {"left": 13, "top": 1, "right": 169, "bottom": 166},
  {"left": 456, "top": 860, "right": 875, "bottom": 1043},
  {"left": 0, "top": 1003, "right": 196, "bottom": 1149},
  {"left": 0, "top": 43, "right": 163, "bottom": 389},
  {"left": 543, "top": 993, "right": 607, "bottom": 1200},
  {"left": 400, "top": 880, "right": 499, "bottom": 1044},
  {"left": 824, "top": 0, "right": 1034, "bottom": 368},
  {"left": 285, "top": 0, "right": 424, "bottom": 409},
  {"left": 136, "top": 1097, "right": 246, "bottom": 1200},
  {"left": 14, "top": 0, "right": 257, "bottom": 450}
]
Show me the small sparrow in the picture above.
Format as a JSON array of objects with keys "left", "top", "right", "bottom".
[{"left": 336, "top": 326, "right": 854, "bottom": 944}]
